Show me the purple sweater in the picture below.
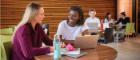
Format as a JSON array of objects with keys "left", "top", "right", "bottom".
[{"left": 12, "top": 23, "right": 53, "bottom": 60}]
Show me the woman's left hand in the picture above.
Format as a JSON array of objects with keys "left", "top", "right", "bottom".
[
  {"left": 82, "top": 29, "right": 90, "bottom": 35},
  {"left": 50, "top": 46, "right": 54, "bottom": 52}
]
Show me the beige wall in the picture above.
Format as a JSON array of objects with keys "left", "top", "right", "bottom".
[{"left": 117, "top": 0, "right": 132, "bottom": 22}]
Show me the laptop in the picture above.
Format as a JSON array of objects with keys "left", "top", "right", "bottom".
[
  {"left": 74, "top": 35, "right": 99, "bottom": 49},
  {"left": 86, "top": 23, "right": 98, "bottom": 33}
]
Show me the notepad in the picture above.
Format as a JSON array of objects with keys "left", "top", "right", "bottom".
[
  {"left": 47, "top": 48, "right": 87, "bottom": 58},
  {"left": 61, "top": 48, "right": 80, "bottom": 55},
  {"left": 47, "top": 48, "right": 80, "bottom": 56},
  {"left": 66, "top": 51, "right": 88, "bottom": 58}
]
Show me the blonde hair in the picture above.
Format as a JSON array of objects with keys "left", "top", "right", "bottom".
[{"left": 12, "top": 2, "right": 41, "bottom": 41}]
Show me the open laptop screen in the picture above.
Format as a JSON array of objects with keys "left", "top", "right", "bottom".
[{"left": 86, "top": 23, "right": 98, "bottom": 32}]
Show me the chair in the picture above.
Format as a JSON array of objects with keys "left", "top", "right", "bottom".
[
  {"left": 0, "top": 35, "right": 12, "bottom": 60},
  {"left": 0, "top": 38, "right": 7, "bottom": 60},
  {"left": 0, "top": 27, "right": 14, "bottom": 35},
  {"left": 0, "top": 27, "right": 14, "bottom": 60},
  {"left": 125, "top": 23, "right": 135, "bottom": 38}
]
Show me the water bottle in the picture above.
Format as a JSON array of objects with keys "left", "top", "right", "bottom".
[{"left": 53, "top": 35, "right": 61, "bottom": 60}]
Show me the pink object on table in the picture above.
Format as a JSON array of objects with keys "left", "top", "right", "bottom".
[{"left": 66, "top": 44, "right": 75, "bottom": 51}]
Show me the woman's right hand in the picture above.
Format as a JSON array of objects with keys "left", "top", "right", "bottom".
[
  {"left": 50, "top": 46, "right": 54, "bottom": 52},
  {"left": 82, "top": 29, "right": 90, "bottom": 35}
]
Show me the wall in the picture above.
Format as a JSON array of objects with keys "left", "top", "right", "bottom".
[
  {"left": 117, "top": 0, "right": 132, "bottom": 21},
  {"left": 1, "top": 0, "right": 117, "bottom": 37}
]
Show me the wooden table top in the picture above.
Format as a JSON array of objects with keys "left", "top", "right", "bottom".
[{"left": 34, "top": 45, "right": 117, "bottom": 60}]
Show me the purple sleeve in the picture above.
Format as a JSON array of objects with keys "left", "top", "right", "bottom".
[
  {"left": 18, "top": 28, "right": 50, "bottom": 59},
  {"left": 39, "top": 26, "right": 53, "bottom": 46},
  {"left": 43, "top": 34, "right": 53, "bottom": 46}
]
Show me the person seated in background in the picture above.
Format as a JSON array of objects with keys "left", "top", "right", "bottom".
[
  {"left": 115, "top": 12, "right": 130, "bottom": 40},
  {"left": 104, "top": 12, "right": 115, "bottom": 28},
  {"left": 56, "top": 6, "right": 88, "bottom": 45},
  {"left": 84, "top": 8, "right": 101, "bottom": 35},
  {"left": 104, "top": 12, "right": 115, "bottom": 23},
  {"left": 103, "top": 12, "right": 116, "bottom": 33},
  {"left": 12, "top": 2, "right": 53, "bottom": 60}
]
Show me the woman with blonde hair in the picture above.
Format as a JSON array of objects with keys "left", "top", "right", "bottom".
[{"left": 12, "top": 2, "right": 53, "bottom": 60}]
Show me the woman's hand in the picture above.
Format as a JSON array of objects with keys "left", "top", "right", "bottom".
[
  {"left": 50, "top": 46, "right": 54, "bottom": 52},
  {"left": 82, "top": 29, "right": 90, "bottom": 35},
  {"left": 61, "top": 42, "right": 66, "bottom": 48}
]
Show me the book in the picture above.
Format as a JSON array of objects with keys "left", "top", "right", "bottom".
[
  {"left": 47, "top": 48, "right": 88, "bottom": 58},
  {"left": 47, "top": 48, "right": 80, "bottom": 56},
  {"left": 66, "top": 51, "right": 88, "bottom": 58},
  {"left": 61, "top": 48, "right": 80, "bottom": 55}
]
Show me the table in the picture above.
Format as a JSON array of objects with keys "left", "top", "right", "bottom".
[{"left": 34, "top": 45, "right": 117, "bottom": 60}]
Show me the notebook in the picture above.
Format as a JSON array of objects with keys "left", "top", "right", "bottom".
[
  {"left": 61, "top": 48, "right": 80, "bottom": 55},
  {"left": 66, "top": 51, "right": 88, "bottom": 58},
  {"left": 47, "top": 48, "right": 87, "bottom": 58},
  {"left": 47, "top": 48, "right": 80, "bottom": 56}
]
